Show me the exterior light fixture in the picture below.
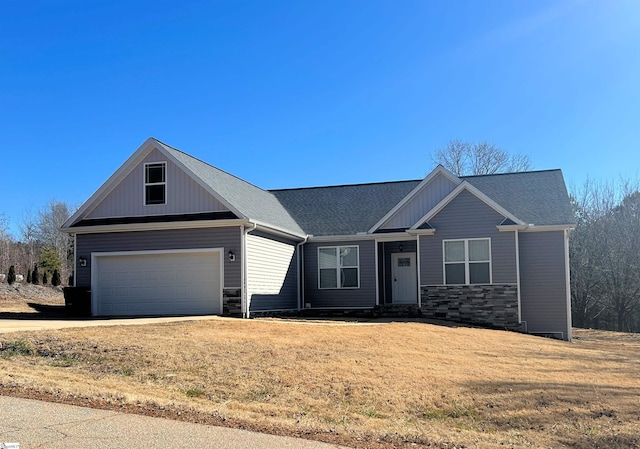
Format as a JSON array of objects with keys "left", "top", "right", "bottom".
[
  {"left": 399, "top": 244, "right": 404, "bottom": 252},
  {"left": 228, "top": 250, "right": 236, "bottom": 262},
  {"left": 78, "top": 256, "right": 87, "bottom": 267}
]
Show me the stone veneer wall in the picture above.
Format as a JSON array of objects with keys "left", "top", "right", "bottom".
[
  {"left": 223, "top": 288, "right": 242, "bottom": 317},
  {"left": 420, "top": 284, "right": 519, "bottom": 330}
]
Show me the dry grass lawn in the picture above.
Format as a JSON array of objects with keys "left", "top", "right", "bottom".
[{"left": 0, "top": 314, "right": 638, "bottom": 449}]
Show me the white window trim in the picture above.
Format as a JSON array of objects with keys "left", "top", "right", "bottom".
[
  {"left": 144, "top": 161, "right": 167, "bottom": 206},
  {"left": 442, "top": 238, "right": 492, "bottom": 285},
  {"left": 318, "top": 245, "right": 360, "bottom": 290}
]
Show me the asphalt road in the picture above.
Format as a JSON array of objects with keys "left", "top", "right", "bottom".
[{"left": 0, "top": 396, "right": 349, "bottom": 449}]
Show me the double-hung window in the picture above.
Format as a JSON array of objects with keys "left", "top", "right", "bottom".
[
  {"left": 144, "top": 162, "right": 166, "bottom": 205},
  {"left": 443, "top": 238, "right": 491, "bottom": 285},
  {"left": 318, "top": 246, "right": 359, "bottom": 289}
]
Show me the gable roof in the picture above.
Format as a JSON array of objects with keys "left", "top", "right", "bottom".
[
  {"left": 63, "top": 138, "right": 305, "bottom": 237},
  {"left": 273, "top": 169, "right": 575, "bottom": 236},
  {"left": 154, "top": 140, "right": 304, "bottom": 236},
  {"left": 409, "top": 179, "right": 527, "bottom": 230},
  {"left": 367, "top": 165, "right": 461, "bottom": 233},
  {"left": 462, "top": 169, "right": 575, "bottom": 226}
]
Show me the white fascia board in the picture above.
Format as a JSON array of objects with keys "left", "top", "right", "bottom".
[
  {"left": 250, "top": 220, "right": 307, "bottom": 241},
  {"left": 151, "top": 140, "right": 245, "bottom": 219},
  {"left": 521, "top": 224, "right": 576, "bottom": 232},
  {"left": 309, "top": 234, "right": 382, "bottom": 242},
  {"left": 309, "top": 232, "right": 418, "bottom": 242},
  {"left": 405, "top": 228, "right": 436, "bottom": 236},
  {"left": 409, "top": 181, "right": 526, "bottom": 230},
  {"left": 497, "top": 224, "right": 529, "bottom": 232},
  {"left": 61, "top": 219, "right": 248, "bottom": 234},
  {"left": 374, "top": 233, "right": 420, "bottom": 242},
  {"left": 367, "top": 165, "right": 461, "bottom": 233}
]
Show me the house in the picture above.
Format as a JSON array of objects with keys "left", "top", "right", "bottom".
[{"left": 61, "top": 138, "right": 576, "bottom": 340}]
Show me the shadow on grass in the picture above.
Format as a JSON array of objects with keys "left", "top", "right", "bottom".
[{"left": 0, "top": 303, "right": 67, "bottom": 320}]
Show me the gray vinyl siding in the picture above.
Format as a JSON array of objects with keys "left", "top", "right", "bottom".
[
  {"left": 419, "top": 189, "right": 517, "bottom": 285},
  {"left": 304, "top": 239, "right": 376, "bottom": 308},
  {"left": 247, "top": 232, "right": 298, "bottom": 311},
  {"left": 519, "top": 231, "right": 570, "bottom": 338},
  {"left": 381, "top": 174, "right": 457, "bottom": 230},
  {"left": 75, "top": 227, "right": 242, "bottom": 289},
  {"left": 381, "top": 240, "right": 417, "bottom": 304},
  {"left": 87, "top": 149, "right": 228, "bottom": 218}
]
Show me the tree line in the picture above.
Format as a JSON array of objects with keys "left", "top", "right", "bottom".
[{"left": 0, "top": 200, "right": 73, "bottom": 287}]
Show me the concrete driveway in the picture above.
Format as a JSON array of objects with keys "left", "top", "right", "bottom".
[
  {"left": 0, "top": 315, "right": 226, "bottom": 333},
  {"left": 0, "top": 396, "right": 349, "bottom": 449}
]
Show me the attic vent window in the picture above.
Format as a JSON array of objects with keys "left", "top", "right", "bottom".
[{"left": 144, "top": 162, "right": 166, "bottom": 205}]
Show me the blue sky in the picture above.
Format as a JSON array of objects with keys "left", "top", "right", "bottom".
[{"left": 1, "top": 0, "right": 639, "bottom": 237}]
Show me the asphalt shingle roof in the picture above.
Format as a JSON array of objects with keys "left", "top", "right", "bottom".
[
  {"left": 462, "top": 170, "right": 575, "bottom": 226},
  {"left": 157, "top": 139, "right": 575, "bottom": 236},
  {"left": 271, "top": 181, "right": 420, "bottom": 236},
  {"left": 155, "top": 140, "right": 305, "bottom": 236},
  {"left": 272, "top": 170, "right": 575, "bottom": 236}
]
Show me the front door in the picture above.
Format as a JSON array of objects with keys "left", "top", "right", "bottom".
[{"left": 391, "top": 252, "right": 417, "bottom": 304}]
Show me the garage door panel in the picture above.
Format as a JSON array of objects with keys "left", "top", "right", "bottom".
[{"left": 94, "top": 250, "right": 222, "bottom": 316}]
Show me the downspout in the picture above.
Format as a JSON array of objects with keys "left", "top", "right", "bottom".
[
  {"left": 296, "top": 236, "right": 308, "bottom": 311},
  {"left": 564, "top": 228, "right": 572, "bottom": 341},
  {"left": 242, "top": 221, "right": 257, "bottom": 319},
  {"left": 515, "top": 229, "right": 522, "bottom": 326},
  {"left": 416, "top": 234, "right": 421, "bottom": 308}
]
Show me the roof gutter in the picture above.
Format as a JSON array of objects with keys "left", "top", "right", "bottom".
[
  {"left": 498, "top": 224, "right": 577, "bottom": 232},
  {"left": 296, "top": 235, "right": 308, "bottom": 311}
]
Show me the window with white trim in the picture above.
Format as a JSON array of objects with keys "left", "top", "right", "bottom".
[
  {"left": 318, "top": 246, "right": 359, "bottom": 289},
  {"left": 144, "top": 162, "right": 166, "bottom": 205},
  {"left": 443, "top": 238, "right": 491, "bottom": 284}
]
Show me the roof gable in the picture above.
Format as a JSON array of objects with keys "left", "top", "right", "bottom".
[
  {"left": 410, "top": 180, "right": 526, "bottom": 229},
  {"left": 462, "top": 170, "right": 575, "bottom": 226},
  {"left": 370, "top": 165, "right": 460, "bottom": 232},
  {"left": 83, "top": 147, "right": 229, "bottom": 219},
  {"left": 64, "top": 138, "right": 305, "bottom": 237}
]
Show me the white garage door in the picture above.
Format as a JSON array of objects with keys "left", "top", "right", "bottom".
[{"left": 93, "top": 250, "right": 222, "bottom": 316}]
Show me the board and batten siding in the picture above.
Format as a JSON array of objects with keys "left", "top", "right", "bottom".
[
  {"left": 87, "top": 148, "right": 229, "bottom": 219},
  {"left": 246, "top": 232, "right": 298, "bottom": 311},
  {"left": 419, "top": 189, "right": 517, "bottom": 285},
  {"left": 519, "top": 230, "right": 570, "bottom": 339},
  {"left": 381, "top": 173, "right": 457, "bottom": 230},
  {"left": 75, "top": 227, "right": 242, "bottom": 289},
  {"left": 303, "top": 240, "right": 376, "bottom": 308}
]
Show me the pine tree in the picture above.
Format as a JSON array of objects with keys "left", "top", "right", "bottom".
[
  {"left": 42, "top": 271, "right": 48, "bottom": 285},
  {"left": 52, "top": 269, "right": 61, "bottom": 287},
  {"left": 32, "top": 264, "right": 40, "bottom": 285},
  {"left": 26, "top": 269, "right": 32, "bottom": 284},
  {"left": 7, "top": 266, "right": 16, "bottom": 285}
]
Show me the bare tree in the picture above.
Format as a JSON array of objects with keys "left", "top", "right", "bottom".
[
  {"left": 432, "top": 140, "right": 532, "bottom": 176},
  {"left": 570, "top": 178, "right": 640, "bottom": 332},
  {"left": 20, "top": 209, "right": 38, "bottom": 273},
  {"left": 0, "top": 213, "right": 12, "bottom": 276},
  {"left": 35, "top": 200, "right": 73, "bottom": 283}
]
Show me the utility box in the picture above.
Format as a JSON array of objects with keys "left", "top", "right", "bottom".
[{"left": 62, "top": 287, "right": 91, "bottom": 317}]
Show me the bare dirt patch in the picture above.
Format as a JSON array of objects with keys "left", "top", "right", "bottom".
[{"left": 0, "top": 315, "right": 638, "bottom": 449}]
